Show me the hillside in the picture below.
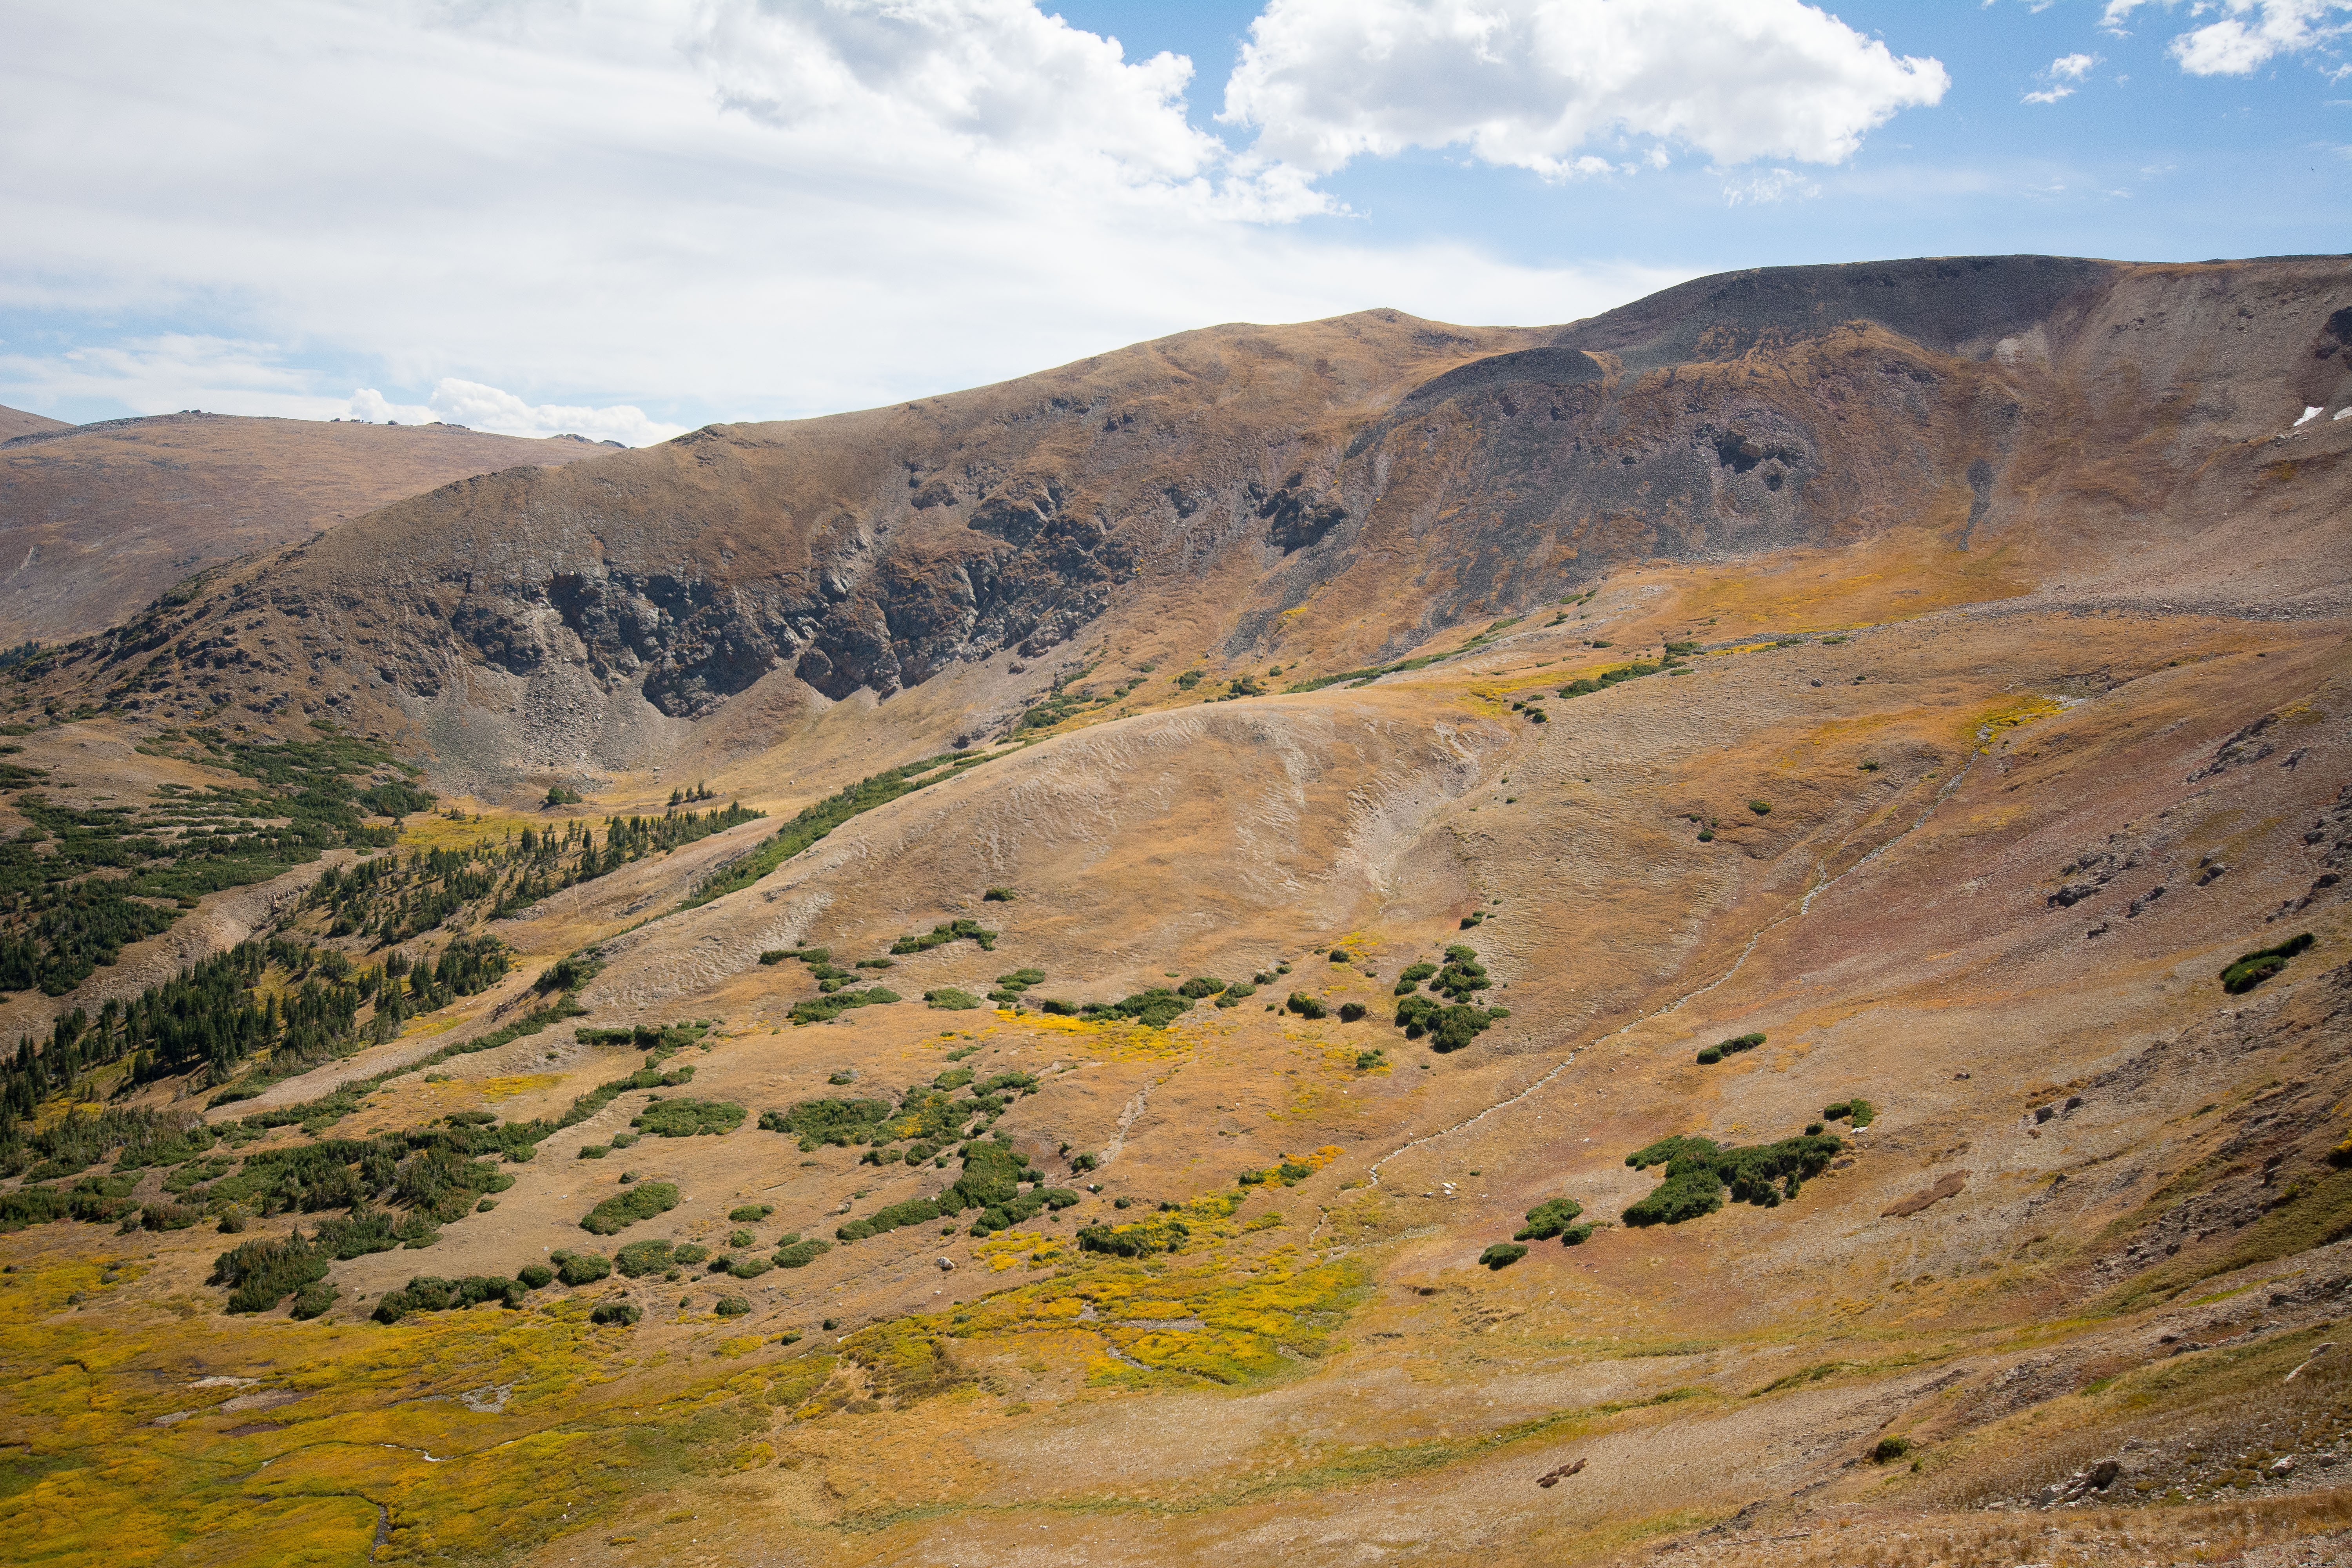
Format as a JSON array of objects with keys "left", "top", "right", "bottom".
[
  {"left": 0, "top": 413, "right": 619, "bottom": 644},
  {"left": 0, "top": 254, "right": 2348, "bottom": 1568},
  {"left": 0, "top": 404, "right": 73, "bottom": 444}
]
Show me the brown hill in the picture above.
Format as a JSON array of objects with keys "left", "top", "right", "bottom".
[
  {"left": 2, "top": 254, "right": 2351, "bottom": 1568},
  {"left": 25, "top": 255, "right": 2347, "bottom": 804},
  {"left": 0, "top": 412, "right": 619, "bottom": 644},
  {"left": 0, "top": 403, "right": 71, "bottom": 443}
]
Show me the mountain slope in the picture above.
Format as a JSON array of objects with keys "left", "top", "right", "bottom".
[
  {"left": 0, "top": 412, "right": 619, "bottom": 643},
  {"left": 0, "top": 404, "right": 72, "bottom": 444},
  {"left": 0, "top": 254, "right": 2349, "bottom": 1568},
  {"left": 25, "top": 256, "right": 2348, "bottom": 805}
]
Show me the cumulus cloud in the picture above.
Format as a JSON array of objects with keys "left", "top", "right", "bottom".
[
  {"left": 2024, "top": 50, "right": 2101, "bottom": 102},
  {"left": 1220, "top": 0, "right": 1949, "bottom": 178},
  {"left": 0, "top": 1, "right": 1933, "bottom": 434},
  {"left": 2102, "top": 0, "right": 2350, "bottom": 74},
  {"left": 2171, "top": 0, "right": 2350, "bottom": 74}
]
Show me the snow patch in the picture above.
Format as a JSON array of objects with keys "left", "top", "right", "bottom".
[{"left": 2294, "top": 405, "right": 2323, "bottom": 426}]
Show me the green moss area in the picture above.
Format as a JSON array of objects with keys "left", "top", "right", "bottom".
[{"left": 1621, "top": 1129, "right": 1843, "bottom": 1227}]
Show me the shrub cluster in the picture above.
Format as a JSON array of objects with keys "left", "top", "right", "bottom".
[
  {"left": 1479, "top": 1242, "right": 1527, "bottom": 1270},
  {"left": 630, "top": 1097, "right": 744, "bottom": 1138},
  {"left": 1078, "top": 989, "right": 1194, "bottom": 1029},
  {"left": 891, "top": 918, "right": 999, "bottom": 955},
  {"left": 1285, "top": 993, "right": 1328, "bottom": 1020},
  {"left": 374, "top": 1273, "right": 527, "bottom": 1321},
  {"left": 1393, "top": 994, "right": 1499, "bottom": 1051},
  {"left": 1821, "top": 1097, "right": 1875, "bottom": 1129},
  {"left": 1515, "top": 1196, "right": 1592, "bottom": 1245},
  {"left": 923, "top": 988, "right": 983, "bottom": 1011},
  {"left": 760, "top": 1097, "right": 895, "bottom": 1149},
  {"left": 987, "top": 968, "right": 1045, "bottom": 1005},
  {"left": 1213, "top": 981, "right": 1256, "bottom": 1009},
  {"left": 787, "top": 986, "right": 900, "bottom": 1025},
  {"left": 1621, "top": 1130, "right": 1842, "bottom": 1226},
  {"left": 1695, "top": 1032, "right": 1765, "bottom": 1065},
  {"left": 577, "top": 1181, "right": 680, "bottom": 1235},
  {"left": 2221, "top": 931, "right": 2315, "bottom": 994}
]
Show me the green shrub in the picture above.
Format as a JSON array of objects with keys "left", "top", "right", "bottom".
[
  {"left": 1516, "top": 1197, "right": 1584, "bottom": 1241},
  {"left": 590, "top": 1301, "right": 641, "bottom": 1327},
  {"left": 1394, "top": 962, "right": 1437, "bottom": 994},
  {"left": 760, "top": 1098, "right": 895, "bottom": 1149},
  {"left": 671, "top": 1242, "right": 709, "bottom": 1265},
  {"left": 923, "top": 988, "right": 983, "bottom": 1011},
  {"left": 631, "top": 1098, "right": 745, "bottom": 1137},
  {"left": 1178, "top": 976, "right": 1229, "bottom": 998},
  {"left": 786, "top": 987, "right": 900, "bottom": 1025},
  {"left": 1214, "top": 982, "right": 1256, "bottom": 1009},
  {"left": 1479, "top": 1243, "right": 1527, "bottom": 1270},
  {"left": 715, "top": 1295, "right": 750, "bottom": 1316},
  {"left": 1748, "top": 800, "right": 1771, "bottom": 815},
  {"left": 727, "top": 1254, "right": 773, "bottom": 1279},
  {"left": 983, "top": 887, "right": 1016, "bottom": 902},
  {"left": 1621, "top": 1131, "right": 1842, "bottom": 1226},
  {"left": 553, "top": 1249, "right": 613, "bottom": 1284},
  {"left": 729, "top": 1203, "right": 774, "bottom": 1222},
  {"left": 1338, "top": 1002, "right": 1367, "bottom": 1023},
  {"left": 1078, "top": 989, "right": 1193, "bottom": 1029},
  {"left": 577, "top": 1144, "right": 610, "bottom": 1159},
  {"left": 1285, "top": 993, "right": 1328, "bottom": 1020},
  {"left": 211, "top": 1234, "right": 332, "bottom": 1314},
  {"left": 1432, "top": 950, "right": 1489, "bottom": 1001},
  {"left": 2221, "top": 932, "right": 2315, "bottom": 994},
  {"left": 614, "top": 1240, "right": 675, "bottom": 1277},
  {"left": 758, "top": 950, "right": 788, "bottom": 965},
  {"left": 1698, "top": 1031, "right": 1763, "bottom": 1065},
  {"left": 836, "top": 1196, "right": 943, "bottom": 1243},
  {"left": 890, "top": 918, "right": 998, "bottom": 955},
  {"left": 774, "top": 1238, "right": 831, "bottom": 1268},
  {"left": 290, "top": 1283, "right": 338, "bottom": 1319},
  {"left": 1821, "top": 1098, "right": 1875, "bottom": 1129},
  {"left": 1872, "top": 1437, "right": 1913, "bottom": 1463},
  {"left": 577, "top": 1182, "right": 679, "bottom": 1236},
  {"left": 517, "top": 1263, "right": 555, "bottom": 1289}
]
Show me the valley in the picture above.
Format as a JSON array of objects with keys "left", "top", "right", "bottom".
[{"left": 0, "top": 255, "right": 2347, "bottom": 1567}]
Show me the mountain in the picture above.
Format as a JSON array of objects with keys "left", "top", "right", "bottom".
[
  {"left": 0, "top": 254, "right": 2349, "bottom": 1568},
  {"left": 0, "top": 412, "right": 618, "bottom": 644},
  {"left": 0, "top": 403, "right": 73, "bottom": 443}
]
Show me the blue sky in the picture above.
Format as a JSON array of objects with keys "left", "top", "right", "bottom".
[{"left": 2, "top": 0, "right": 2345, "bottom": 441}]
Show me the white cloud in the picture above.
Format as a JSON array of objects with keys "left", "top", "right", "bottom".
[
  {"left": 2171, "top": 0, "right": 2351, "bottom": 75},
  {"left": 0, "top": 334, "right": 325, "bottom": 418},
  {"left": 2102, "top": 0, "right": 2351, "bottom": 70},
  {"left": 345, "top": 382, "right": 684, "bottom": 444},
  {"left": 1220, "top": 0, "right": 1948, "bottom": 180},
  {"left": 0, "top": 1, "right": 1829, "bottom": 434},
  {"left": 1723, "top": 167, "right": 1821, "bottom": 204},
  {"left": 2024, "top": 50, "right": 2101, "bottom": 102}
]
